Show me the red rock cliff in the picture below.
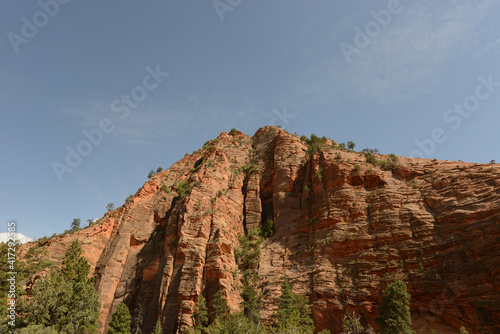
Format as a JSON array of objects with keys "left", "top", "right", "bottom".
[{"left": 22, "top": 127, "right": 500, "bottom": 333}]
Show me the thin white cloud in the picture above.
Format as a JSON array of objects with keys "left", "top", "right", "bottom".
[
  {"left": 298, "top": 0, "right": 496, "bottom": 104},
  {"left": 0, "top": 232, "right": 33, "bottom": 244},
  {"left": 473, "top": 36, "right": 500, "bottom": 59},
  {"left": 61, "top": 92, "right": 264, "bottom": 147}
]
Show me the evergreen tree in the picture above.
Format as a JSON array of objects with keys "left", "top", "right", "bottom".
[
  {"left": 152, "top": 318, "right": 162, "bottom": 334},
  {"left": 277, "top": 278, "right": 294, "bottom": 325},
  {"left": 192, "top": 294, "right": 208, "bottom": 331},
  {"left": 204, "top": 312, "right": 266, "bottom": 334},
  {"left": 108, "top": 303, "right": 132, "bottom": 334},
  {"left": 18, "top": 240, "right": 100, "bottom": 333},
  {"left": 275, "top": 277, "right": 315, "bottom": 334},
  {"left": 241, "top": 273, "right": 260, "bottom": 323},
  {"left": 16, "top": 324, "right": 59, "bottom": 333},
  {"left": 347, "top": 141, "right": 356, "bottom": 151},
  {"left": 60, "top": 239, "right": 91, "bottom": 283},
  {"left": 71, "top": 218, "right": 81, "bottom": 231},
  {"left": 376, "top": 280, "right": 414, "bottom": 334},
  {"left": 210, "top": 289, "right": 230, "bottom": 321}
]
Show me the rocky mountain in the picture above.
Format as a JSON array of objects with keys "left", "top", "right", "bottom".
[{"left": 20, "top": 127, "right": 500, "bottom": 333}]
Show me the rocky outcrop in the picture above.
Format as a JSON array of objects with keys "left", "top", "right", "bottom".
[{"left": 21, "top": 127, "right": 500, "bottom": 333}]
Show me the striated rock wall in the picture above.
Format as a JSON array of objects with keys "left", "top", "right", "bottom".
[{"left": 21, "top": 127, "right": 500, "bottom": 333}]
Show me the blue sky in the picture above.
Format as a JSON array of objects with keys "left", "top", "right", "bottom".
[{"left": 1, "top": 0, "right": 499, "bottom": 239}]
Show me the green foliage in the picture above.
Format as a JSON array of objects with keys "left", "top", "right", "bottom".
[
  {"left": 60, "top": 240, "right": 91, "bottom": 283},
  {"left": 193, "top": 312, "right": 267, "bottom": 334},
  {"left": 347, "top": 141, "right": 356, "bottom": 151},
  {"left": 15, "top": 324, "right": 59, "bottom": 333},
  {"left": 229, "top": 128, "right": 238, "bottom": 136},
  {"left": 193, "top": 294, "right": 209, "bottom": 331},
  {"left": 274, "top": 278, "right": 315, "bottom": 333},
  {"left": 459, "top": 327, "right": 469, "bottom": 334},
  {"left": 315, "top": 168, "right": 323, "bottom": 179},
  {"left": 364, "top": 153, "right": 377, "bottom": 164},
  {"left": 235, "top": 227, "right": 263, "bottom": 325},
  {"left": 261, "top": 219, "right": 274, "bottom": 238},
  {"left": 490, "top": 160, "right": 496, "bottom": 164},
  {"left": 0, "top": 244, "right": 54, "bottom": 300},
  {"left": 301, "top": 134, "right": 329, "bottom": 154},
  {"left": 317, "top": 330, "right": 332, "bottom": 334},
  {"left": 241, "top": 275, "right": 260, "bottom": 324},
  {"left": 211, "top": 289, "right": 230, "bottom": 321},
  {"left": 361, "top": 148, "right": 380, "bottom": 154},
  {"left": 156, "top": 167, "right": 163, "bottom": 173},
  {"left": 71, "top": 218, "right": 81, "bottom": 231},
  {"left": 338, "top": 143, "right": 347, "bottom": 150},
  {"left": 108, "top": 303, "right": 131, "bottom": 334},
  {"left": 388, "top": 154, "right": 399, "bottom": 165},
  {"left": 152, "top": 318, "right": 163, "bottom": 334},
  {"left": 191, "top": 278, "right": 323, "bottom": 334},
  {"left": 364, "top": 151, "right": 399, "bottom": 170},
  {"left": 276, "top": 278, "right": 294, "bottom": 325},
  {"left": 303, "top": 184, "right": 311, "bottom": 196},
  {"left": 16, "top": 240, "right": 100, "bottom": 333},
  {"left": 376, "top": 280, "right": 414, "bottom": 334},
  {"left": 106, "top": 203, "right": 115, "bottom": 212},
  {"left": 175, "top": 180, "right": 200, "bottom": 199},
  {"left": 147, "top": 168, "right": 156, "bottom": 179},
  {"left": 235, "top": 229, "right": 263, "bottom": 269}
]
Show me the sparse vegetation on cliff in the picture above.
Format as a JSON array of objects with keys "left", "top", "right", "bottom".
[
  {"left": 11, "top": 240, "right": 100, "bottom": 333},
  {"left": 8, "top": 127, "right": 500, "bottom": 334},
  {"left": 300, "top": 133, "right": 329, "bottom": 154}
]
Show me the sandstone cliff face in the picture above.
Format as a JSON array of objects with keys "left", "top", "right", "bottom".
[{"left": 22, "top": 127, "right": 500, "bottom": 333}]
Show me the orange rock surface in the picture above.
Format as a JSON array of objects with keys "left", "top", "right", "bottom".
[{"left": 20, "top": 127, "right": 500, "bottom": 333}]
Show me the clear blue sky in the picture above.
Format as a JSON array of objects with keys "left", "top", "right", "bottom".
[{"left": 1, "top": 0, "right": 499, "bottom": 239}]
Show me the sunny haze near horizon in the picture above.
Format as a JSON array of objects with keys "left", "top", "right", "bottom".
[{"left": 1, "top": 0, "right": 499, "bottom": 240}]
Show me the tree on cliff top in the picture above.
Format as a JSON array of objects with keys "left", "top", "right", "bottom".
[{"left": 376, "top": 280, "right": 414, "bottom": 334}]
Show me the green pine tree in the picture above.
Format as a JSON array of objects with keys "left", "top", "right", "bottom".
[
  {"left": 152, "top": 317, "right": 162, "bottom": 334},
  {"left": 274, "top": 277, "right": 315, "bottom": 334},
  {"left": 277, "top": 278, "right": 295, "bottom": 325},
  {"left": 17, "top": 240, "right": 101, "bottom": 333},
  {"left": 241, "top": 273, "right": 260, "bottom": 324},
  {"left": 192, "top": 294, "right": 209, "bottom": 331},
  {"left": 60, "top": 239, "right": 92, "bottom": 283},
  {"left": 376, "top": 280, "right": 415, "bottom": 334},
  {"left": 210, "top": 289, "right": 230, "bottom": 321},
  {"left": 108, "top": 303, "right": 132, "bottom": 334},
  {"left": 16, "top": 324, "right": 59, "bottom": 333}
]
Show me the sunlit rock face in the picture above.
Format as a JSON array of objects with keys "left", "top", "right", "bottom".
[{"left": 20, "top": 127, "right": 500, "bottom": 334}]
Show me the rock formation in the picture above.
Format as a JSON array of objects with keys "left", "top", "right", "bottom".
[{"left": 20, "top": 127, "right": 500, "bottom": 333}]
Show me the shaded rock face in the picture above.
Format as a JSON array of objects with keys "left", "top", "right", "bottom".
[{"left": 24, "top": 127, "right": 500, "bottom": 333}]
